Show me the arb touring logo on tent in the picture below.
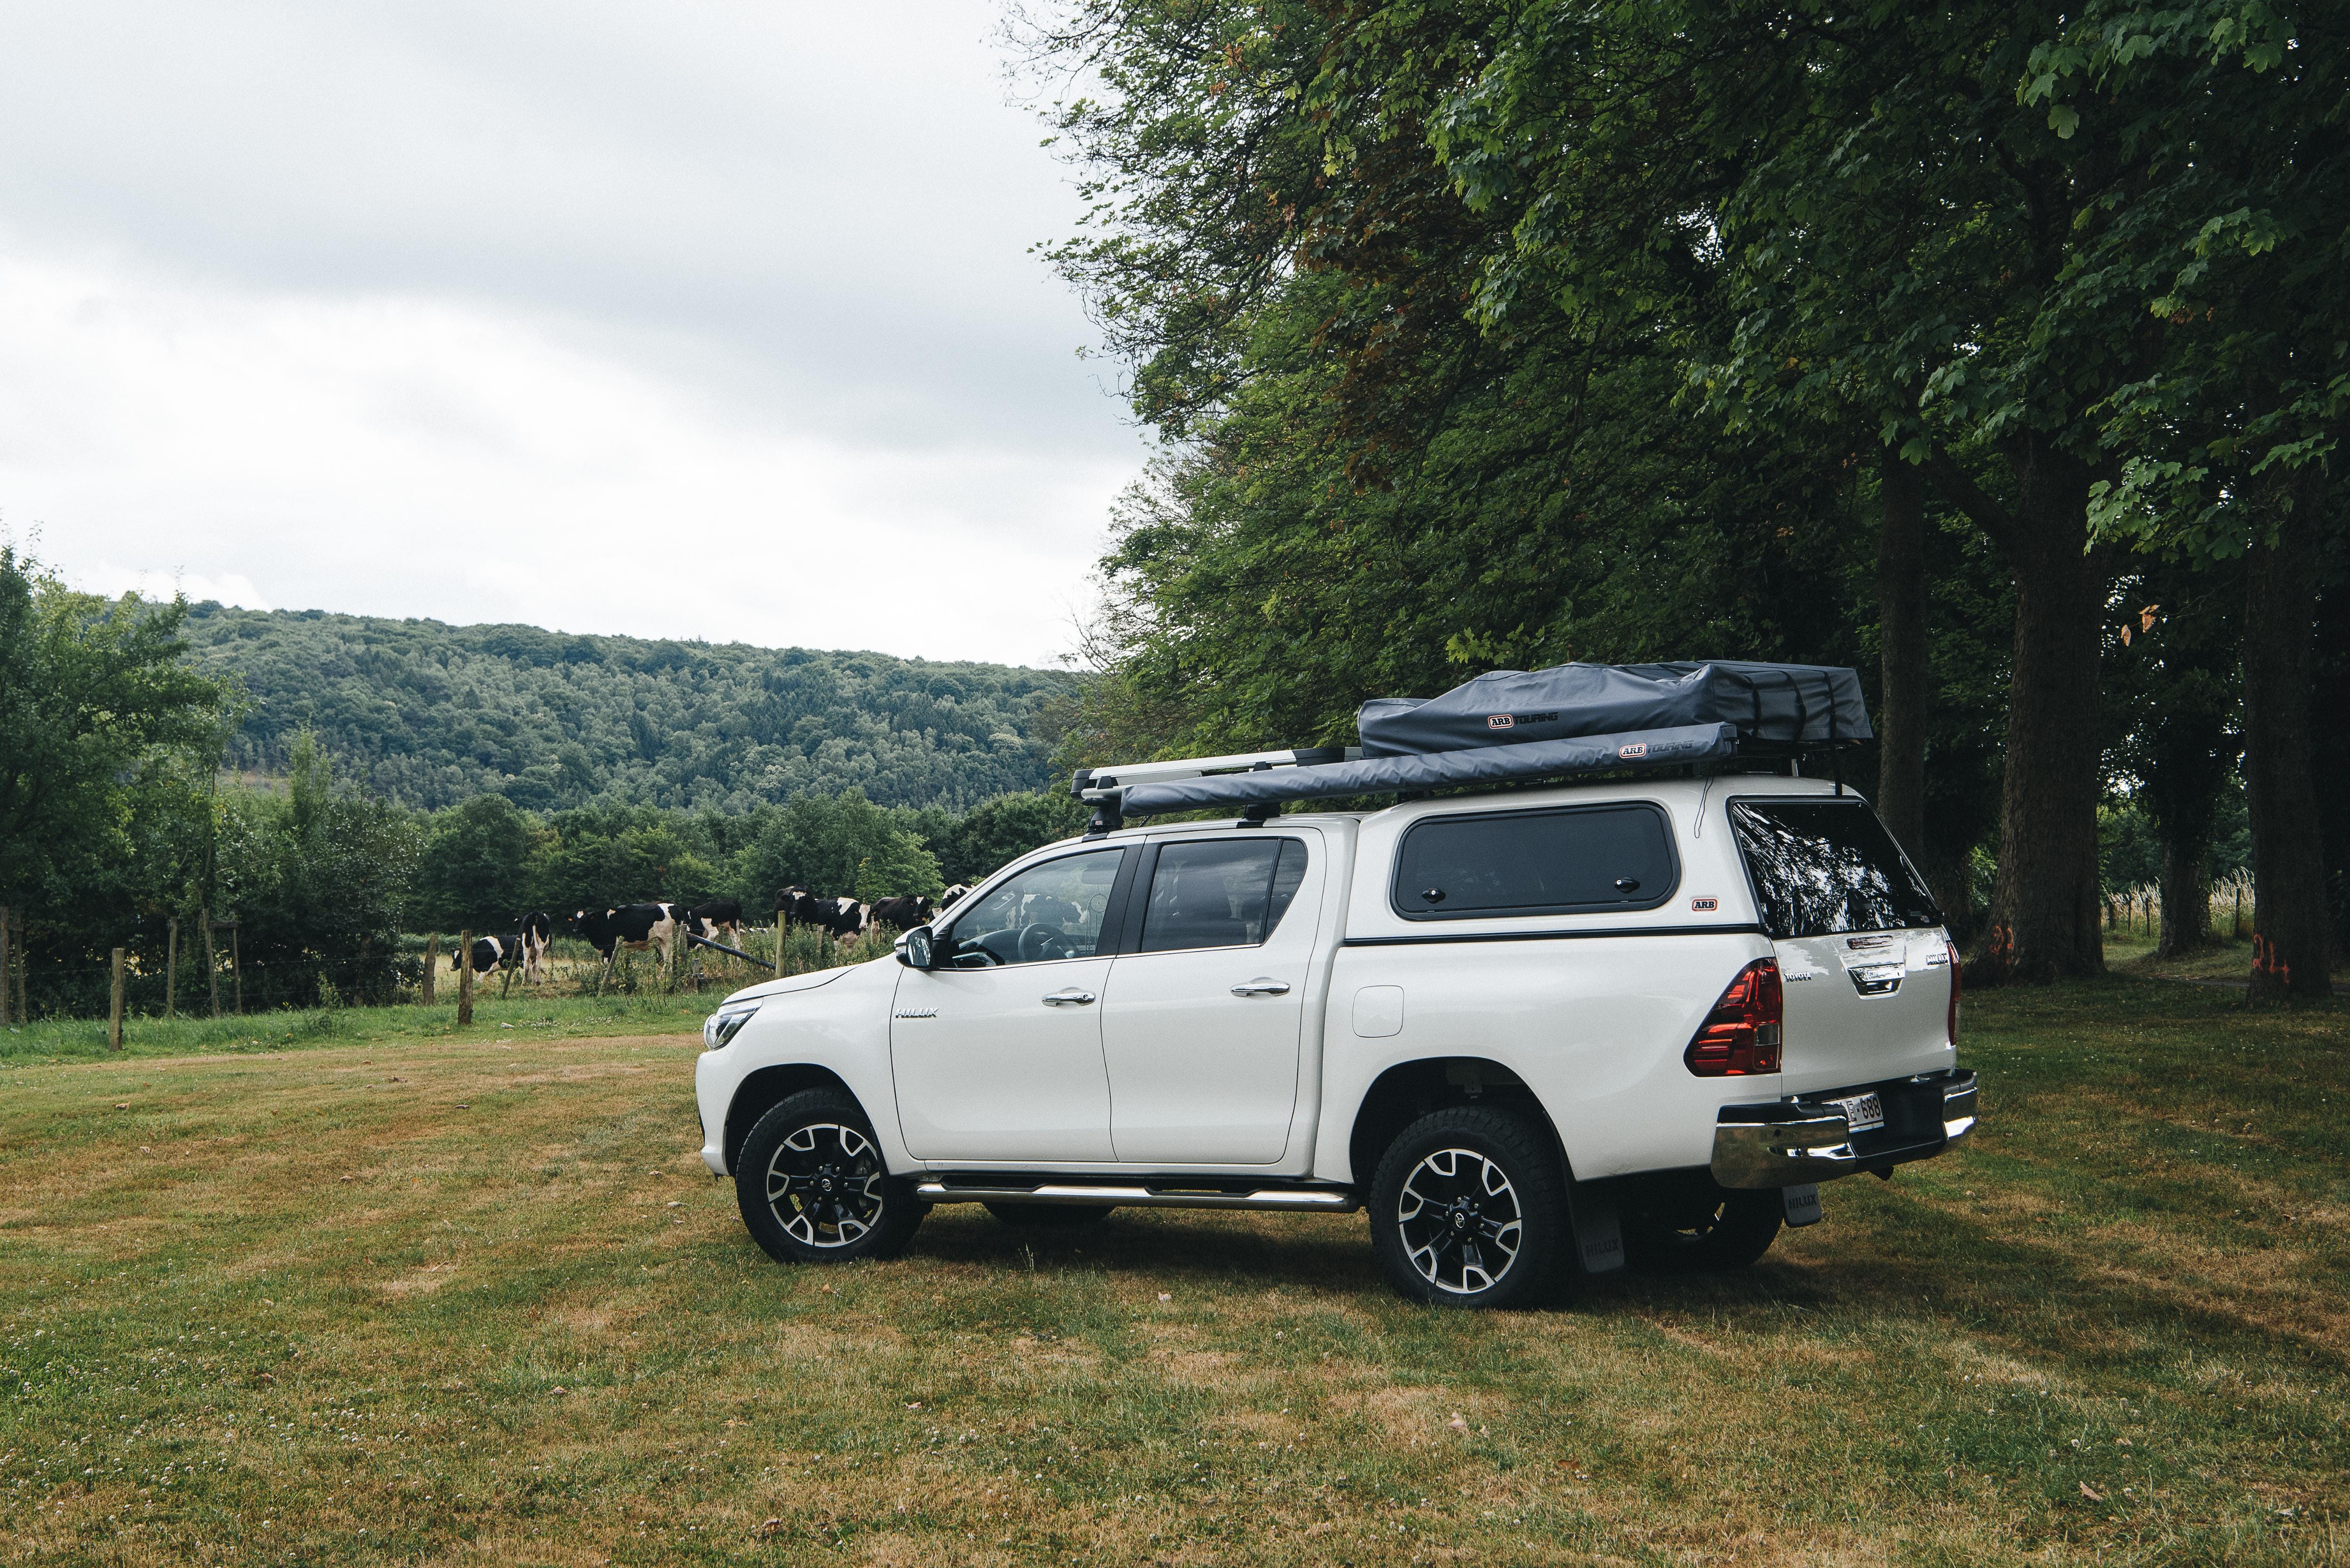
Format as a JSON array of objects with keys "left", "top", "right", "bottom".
[
  {"left": 1488, "top": 713, "right": 1513, "bottom": 730},
  {"left": 1617, "top": 741, "right": 1649, "bottom": 759}
]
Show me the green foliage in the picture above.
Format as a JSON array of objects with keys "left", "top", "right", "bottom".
[
  {"left": 728, "top": 790, "right": 943, "bottom": 910},
  {"left": 211, "top": 732, "right": 422, "bottom": 1008},
  {"left": 412, "top": 795, "right": 538, "bottom": 933},
  {"left": 0, "top": 548, "right": 235, "bottom": 907},
  {"left": 176, "top": 604, "right": 1080, "bottom": 812}
]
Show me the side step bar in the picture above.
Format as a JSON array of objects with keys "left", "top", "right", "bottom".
[{"left": 915, "top": 1181, "right": 1359, "bottom": 1214}]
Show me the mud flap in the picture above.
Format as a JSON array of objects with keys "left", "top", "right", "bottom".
[
  {"left": 1566, "top": 1180, "right": 1624, "bottom": 1274},
  {"left": 1782, "top": 1184, "right": 1823, "bottom": 1227}
]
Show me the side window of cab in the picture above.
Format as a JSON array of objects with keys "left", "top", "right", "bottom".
[{"left": 940, "top": 849, "right": 1128, "bottom": 967}]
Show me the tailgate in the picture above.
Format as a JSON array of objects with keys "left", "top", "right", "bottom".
[
  {"left": 1776, "top": 927, "right": 1955, "bottom": 1094},
  {"left": 1726, "top": 795, "right": 1957, "bottom": 1094}
]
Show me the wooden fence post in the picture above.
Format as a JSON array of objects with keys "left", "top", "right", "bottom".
[
  {"left": 202, "top": 907, "right": 220, "bottom": 1019},
  {"left": 775, "top": 910, "right": 786, "bottom": 975},
  {"left": 231, "top": 923, "right": 243, "bottom": 1015},
  {"left": 458, "top": 930, "right": 474, "bottom": 1026},
  {"left": 166, "top": 918, "right": 179, "bottom": 1019},
  {"left": 0, "top": 907, "right": 11, "bottom": 1027},
  {"left": 422, "top": 935, "right": 438, "bottom": 1006},
  {"left": 109, "top": 949, "right": 126, "bottom": 1051}
]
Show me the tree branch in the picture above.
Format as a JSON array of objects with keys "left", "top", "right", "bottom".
[{"left": 1925, "top": 447, "right": 2021, "bottom": 553}]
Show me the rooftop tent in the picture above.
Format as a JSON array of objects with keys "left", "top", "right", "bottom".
[
  {"left": 1115, "top": 724, "right": 1739, "bottom": 816},
  {"left": 1096, "top": 660, "right": 1870, "bottom": 820},
  {"left": 1356, "top": 661, "right": 1871, "bottom": 758}
]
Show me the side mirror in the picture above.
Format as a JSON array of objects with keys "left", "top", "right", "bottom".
[{"left": 898, "top": 926, "right": 937, "bottom": 970}]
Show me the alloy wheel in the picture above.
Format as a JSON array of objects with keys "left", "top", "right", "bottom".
[
  {"left": 764, "top": 1122, "right": 886, "bottom": 1249},
  {"left": 1396, "top": 1147, "right": 1524, "bottom": 1295}
]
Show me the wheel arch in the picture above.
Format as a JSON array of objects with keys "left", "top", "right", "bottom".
[
  {"left": 1347, "top": 1056, "right": 1570, "bottom": 1189},
  {"left": 725, "top": 1063, "right": 862, "bottom": 1173}
]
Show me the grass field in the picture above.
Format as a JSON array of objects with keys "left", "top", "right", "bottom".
[{"left": 2, "top": 973, "right": 2343, "bottom": 1564}]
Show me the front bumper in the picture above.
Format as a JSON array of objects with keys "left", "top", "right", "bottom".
[{"left": 1711, "top": 1069, "right": 1977, "bottom": 1188}]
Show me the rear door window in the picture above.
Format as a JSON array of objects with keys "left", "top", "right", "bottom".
[
  {"left": 1391, "top": 804, "right": 1677, "bottom": 920},
  {"left": 1136, "top": 838, "right": 1309, "bottom": 952},
  {"left": 1729, "top": 799, "right": 1940, "bottom": 938}
]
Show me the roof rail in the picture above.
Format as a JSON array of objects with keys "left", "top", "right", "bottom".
[
  {"left": 1071, "top": 746, "right": 1362, "bottom": 801},
  {"left": 1071, "top": 747, "right": 1362, "bottom": 836}
]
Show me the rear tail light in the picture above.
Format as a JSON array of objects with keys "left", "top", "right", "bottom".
[
  {"left": 1946, "top": 937, "right": 1962, "bottom": 1045},
  {"left": 1685, "top": 958, "right": 1784, "bottom": 1076}
]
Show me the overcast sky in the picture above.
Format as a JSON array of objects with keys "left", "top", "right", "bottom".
[{"left": 0, "top": 1, "right": 1147, "bottom": 668}]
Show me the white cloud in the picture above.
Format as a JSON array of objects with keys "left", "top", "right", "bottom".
[
  {"left": 78, "top": 565, "right": 274, "bottom": 614},
  {"left": 5, "top": 256, "right": 1132, "bottom": 665},
  {"left": 0, "top": 0, "right": 1148, "bottom": 665}
]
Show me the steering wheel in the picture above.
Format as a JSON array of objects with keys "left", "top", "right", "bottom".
[{"left": 1017, "top": 924, "right": 1073, "bottom": 964}]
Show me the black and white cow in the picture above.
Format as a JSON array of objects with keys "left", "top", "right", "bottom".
[
  {"left": 460, "top": 934, "right": 511, "bottom": 977},
  {"left": 679, "top": 898, "right": 744, "bottom": 947},
  {"left": 517, "top": 911, "right": 552, "bottom": 984},
  {"left": 777, "top": 887, "right": 867, "bottom": 940},
  {"left": 936, "top": 883, "right": 975, "bottom": 912},
  {"left": 867, "top": 894, "right": 933, "bottom": 932},
  {"left": 568, "top": 903, "right": 680, "bottom": 971}
]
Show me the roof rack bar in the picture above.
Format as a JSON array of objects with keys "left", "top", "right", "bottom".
[{"left": 1073, "top": 745, "right": 1360, "bottom": 801}]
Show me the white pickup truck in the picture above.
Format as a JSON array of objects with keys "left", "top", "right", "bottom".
[{"left": 695, "top": 765, "right": 1976, "bottom": 1308}]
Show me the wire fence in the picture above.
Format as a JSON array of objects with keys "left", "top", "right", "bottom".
[
  {"left": 2102, "top": 870, "right": 2256, "bottom": 942},
  {"left": 0, "top": 914, "right": 903, "bottom": 1026}
]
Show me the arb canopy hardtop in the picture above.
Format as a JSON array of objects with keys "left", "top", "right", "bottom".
[{"left": 1075, "top": 660, "right": 1870, "bottom": 823}]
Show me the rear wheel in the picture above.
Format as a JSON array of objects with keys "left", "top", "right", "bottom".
[
  {"left": 1623, "top": 1184, "right": 1783, "bottom": 1273},
  {"left": 736, "top": 1090, "right": 924, "bottom": 1265},
  {"left": 1369, "top": 1106, "right": 1565, "bottom": 1309},
  {"left": 983, "top": 1202, "right": 1115, "bottom": 1230}
]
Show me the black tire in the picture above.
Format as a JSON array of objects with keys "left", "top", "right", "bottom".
[
  {"left": 982, "top": 1201, "right": 1116, "bottom": 1230},
  {"left": 1369, "top": 1106, "right": 1567, "bottom": 1309},
  {"left": 735, "top": 1090, "right": 925, "bottom": 1265},
  {"left": 1622, "top": 1184, "right": 1783, "bottom": 1273}
]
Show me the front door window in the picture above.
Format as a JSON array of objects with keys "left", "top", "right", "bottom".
[{"left": 943, "top": 851, "right": 1125, "bottom": 967}]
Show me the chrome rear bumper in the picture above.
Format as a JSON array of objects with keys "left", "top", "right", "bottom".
[{"left": 1711, "top": 1069, "right": 1977, "bottom": 1189}]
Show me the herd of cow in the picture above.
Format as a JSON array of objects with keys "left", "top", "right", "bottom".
[{"left": 450, "top": 883, "right": 979, "bottom": 983}]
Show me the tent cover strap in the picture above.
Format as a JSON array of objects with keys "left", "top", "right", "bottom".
[
  {"left": 1356, "top": 661, "right": 1869, "bottom": 758},
  {"left": 1119, "top": 724, "right": 1738, "bottom": 817}
]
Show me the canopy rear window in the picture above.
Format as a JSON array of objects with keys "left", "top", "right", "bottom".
[
  {"left": 1392, "top": 803, "right": 1677, "bottom": 920},
  {"left": 1730, "top": 800, "right": 1940, "bottom": 939}
]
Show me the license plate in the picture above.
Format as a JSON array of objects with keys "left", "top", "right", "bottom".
[{"left": 1832, "top": 1092, "right": 1886, "bottom": 1133}]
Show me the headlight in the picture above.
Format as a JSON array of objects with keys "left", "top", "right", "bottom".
[{"left": 704, "top": 1003, "right": 760, "bottom": 1051}]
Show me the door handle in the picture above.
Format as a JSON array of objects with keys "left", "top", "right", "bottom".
[
  {"left": 1230, "top": 978, "right": 1292, "bottom": 997},
  {"left": 1041, "top": 988, "right": 1097, "bottom": 1006}
]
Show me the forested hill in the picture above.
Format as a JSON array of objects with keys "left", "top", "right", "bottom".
[{"left": 180, "top": 604, "right": 1077, "bottom": 813}]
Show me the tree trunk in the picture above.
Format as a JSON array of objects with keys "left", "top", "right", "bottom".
[
  {"left": 2157, "top": 836, "right": 2213, "bottom": 956},
  {"left": 2243, "top": 464, "right": 2332, "bottom": 1001},
  {"left": 1980, "top": 440, "right": 2107, "bottom": 983},
  {"left": 1875, "top": 448, "right": 1929, "bottom": 865}
]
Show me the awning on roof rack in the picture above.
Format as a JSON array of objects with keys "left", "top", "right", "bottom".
[
  {"left": 1357, "top": 661, "right": 1869, "bottom": 758},
  {"left": 1120, "top": 723, "right": 1738, "bottom": 817}
]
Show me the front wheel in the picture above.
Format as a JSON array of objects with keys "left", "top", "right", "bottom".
[
  {"left": 736, "top": 1090, "right": 924, "bottom": 1265},
  {"left": 1369, "top": 1106, "right": 1566, "bottom": 1309}
]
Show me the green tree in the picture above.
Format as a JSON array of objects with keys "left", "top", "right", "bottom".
[
  {"left": 729, "top": 790, "right": 942, "bottom": 908},
  {"left": 212, "top": 732, "right": 420, "bottom": 1006},
  {"left": 411, "top": 794, "right": 539, "bottom": 934},
  {"left": 0, "top": 547, "right": 234, "bottom": 907}
]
